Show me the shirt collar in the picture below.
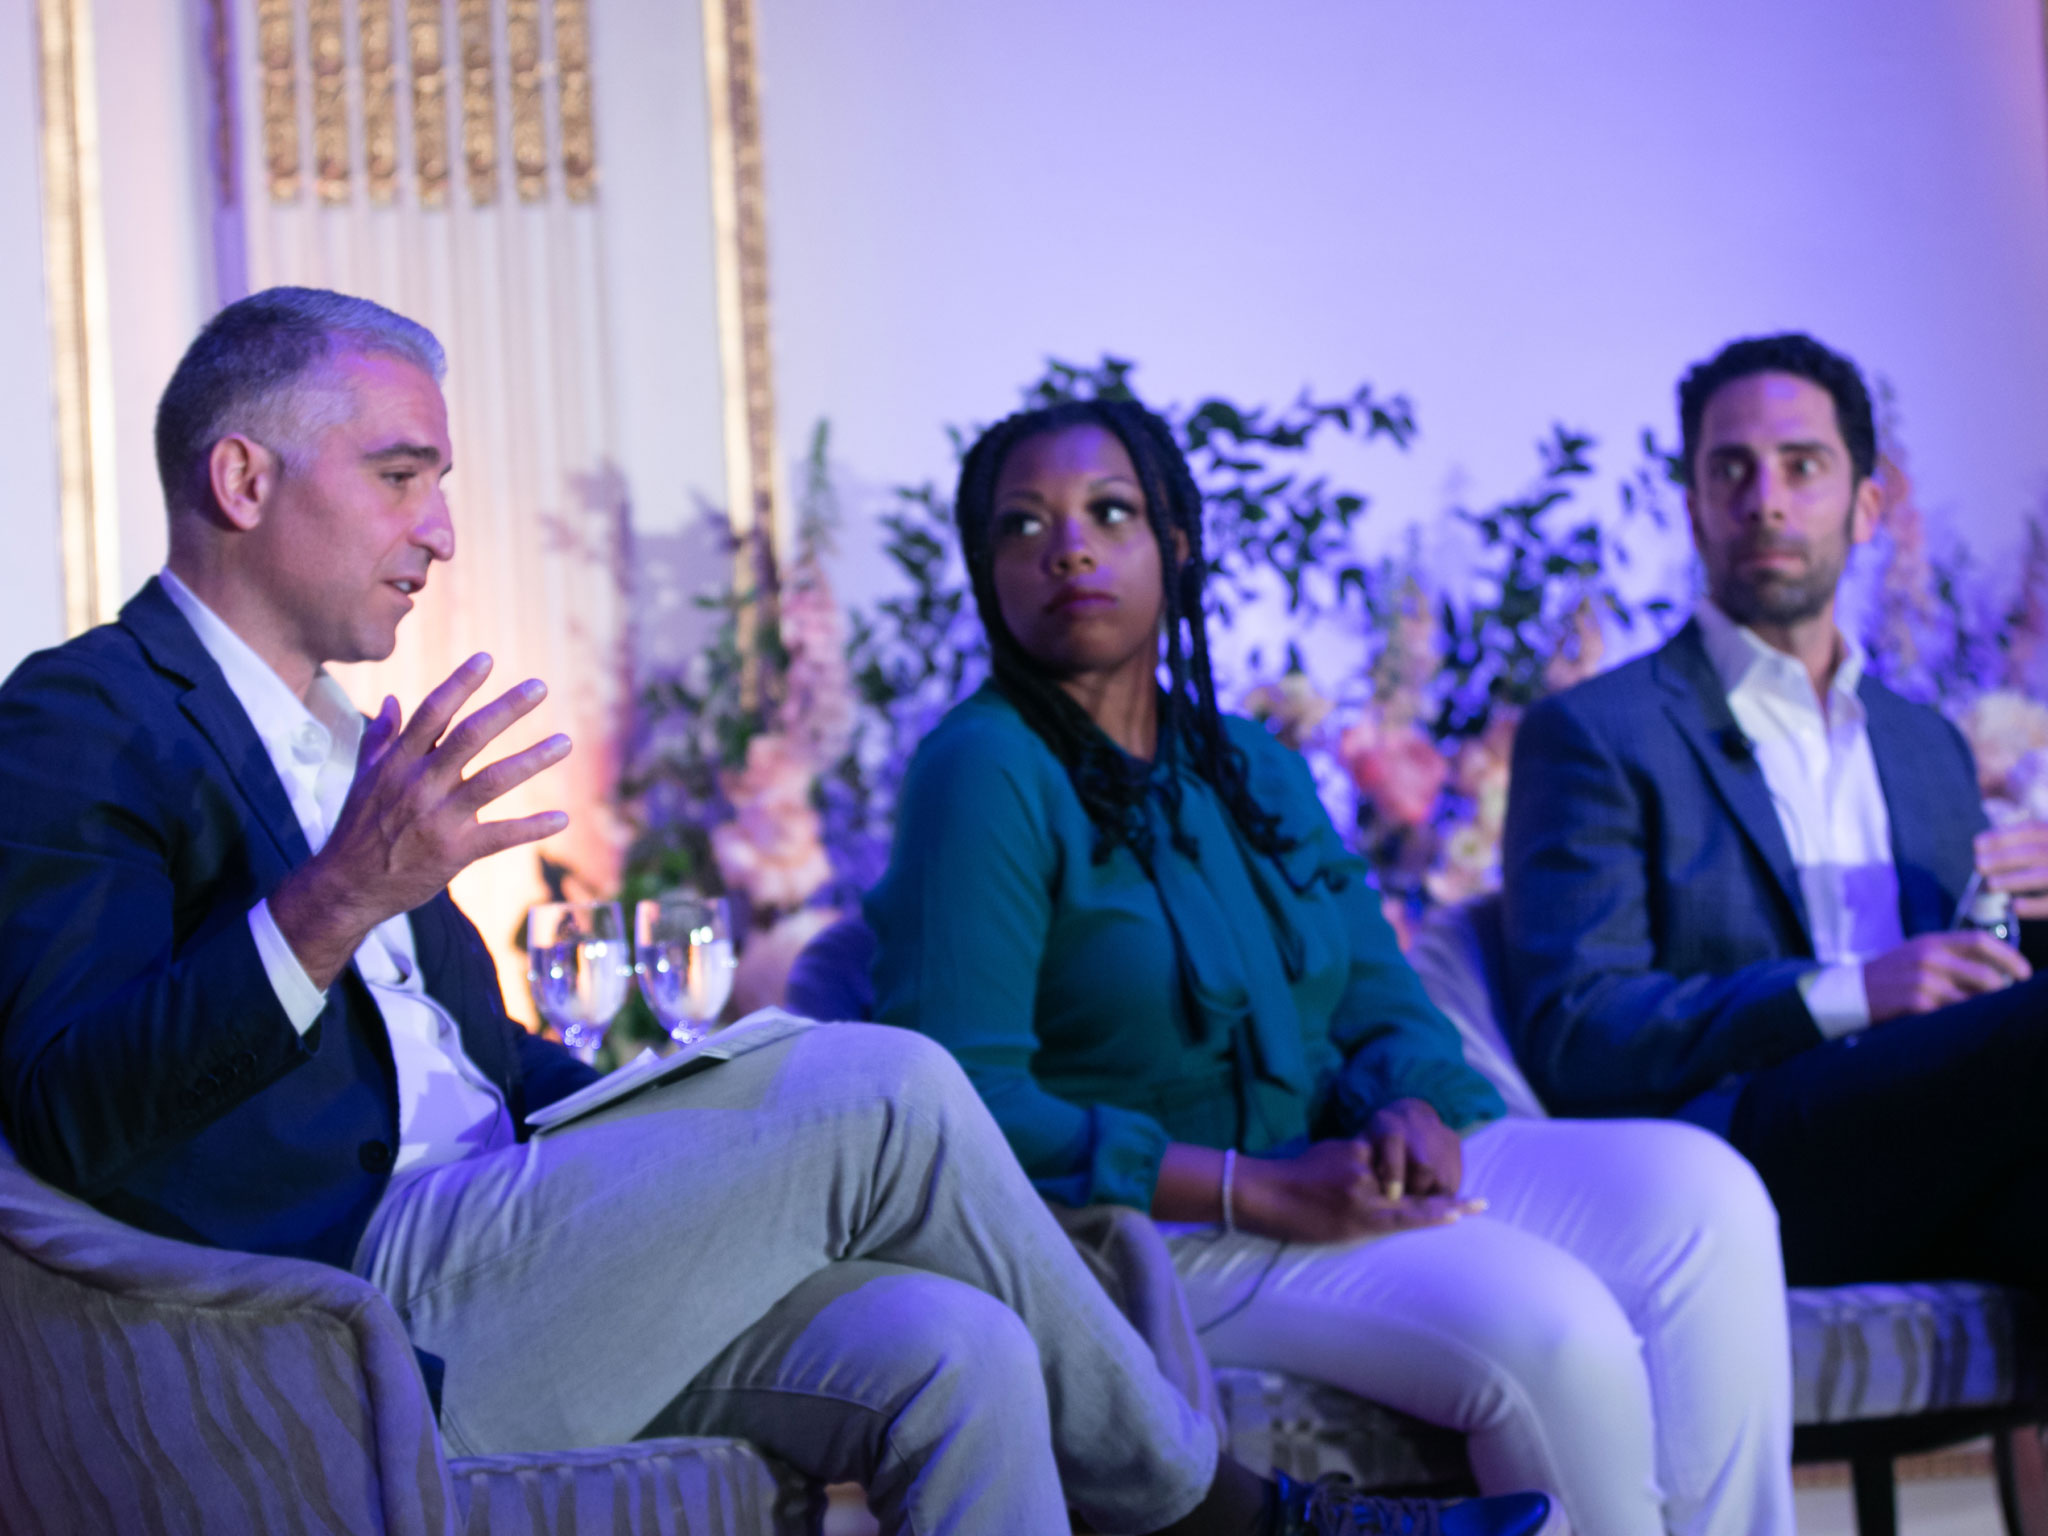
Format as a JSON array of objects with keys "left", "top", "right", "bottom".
[
  {"left": 157, "top": 568, "right": 360, "bottom": 769},
  {"left": 1695, "top": 597, "right": 1866, "bottom": 710}
]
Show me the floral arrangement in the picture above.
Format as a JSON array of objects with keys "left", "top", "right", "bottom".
[
  {"left": 1246, "top": 392, "right": 2048, "bottom": 929},
  {"left": 1246, "top": 426, "right": 1676, "bottom": 924},
  {"left": 1859, "top": 388, "right": 2048, "bottom": 825},
  {"left": 605, "top": 365, "right": 2048, "bottom": 1036},
  {"left": 1958, "top": 690, "right": 2048, "bottom": 824},
  {"left": 592, "top": 428, "right": 859, "bottom": 1048}
]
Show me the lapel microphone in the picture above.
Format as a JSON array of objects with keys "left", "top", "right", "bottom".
[{"left": 1717, "top": 726, "right": 1756, "bottom": 764}]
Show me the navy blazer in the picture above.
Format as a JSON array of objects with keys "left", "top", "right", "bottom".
[
  {"left": 0, "top": 580, "right": 594, "bottom": 1268},
  {"left": 1499, "top": 619, "right": 1984, "bottom": 1130}
]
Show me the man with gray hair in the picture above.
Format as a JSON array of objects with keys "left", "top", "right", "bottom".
[{"left": 0, "top": 287, "right": 1543, "bottom": 1536}]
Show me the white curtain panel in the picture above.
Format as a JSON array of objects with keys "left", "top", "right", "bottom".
[{"left": 224, "top": 0, "right": 626, "bottom": 1016}]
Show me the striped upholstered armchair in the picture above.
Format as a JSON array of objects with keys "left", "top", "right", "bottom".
[{"left": 0, "top": 1127, "right": 817, "bottom": 1534}]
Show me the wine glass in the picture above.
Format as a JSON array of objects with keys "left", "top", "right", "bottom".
[
  {"left": 634, "top": 894, "right": 736, "bottom": 1046},
  {"left": 527, "top": 900, "right": 632, "bottom": 1064}
]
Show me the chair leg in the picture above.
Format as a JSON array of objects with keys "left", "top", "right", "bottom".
[
  {"left": 1849, "top": 1453, "right": 1898, "bottom": 1536},
  {"left": 1996, "top": 1424, "right": 2048, "bottom": 1536}
]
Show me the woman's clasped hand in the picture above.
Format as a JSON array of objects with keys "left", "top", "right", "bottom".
[{"left": 1230, "top": 1132, "right": 1484, "bottom": 1246}]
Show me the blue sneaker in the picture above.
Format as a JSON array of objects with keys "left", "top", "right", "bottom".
[{"left": 1274, "top": 1473, "right": 1551, "bottom": 1536}]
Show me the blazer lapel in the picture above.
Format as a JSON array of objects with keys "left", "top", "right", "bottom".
[
  {"left": 1860, "top": 677, "right": 1969, "bottom": 935},
  {"left": 120, "top": 579, "right": 313, "bottom": 870},
  {"left": 1653, "top": 622, "right": 1812, "bottom": 940}
]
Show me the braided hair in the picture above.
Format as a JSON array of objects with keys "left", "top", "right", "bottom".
[{"left": 954, "top": 397, "right": 1294, "bottom": 874}]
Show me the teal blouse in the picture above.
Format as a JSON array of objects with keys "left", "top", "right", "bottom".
[{"left": 866, "top": 685, "right": 1504, "bottom": 1210}]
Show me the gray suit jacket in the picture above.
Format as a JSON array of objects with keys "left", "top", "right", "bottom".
[{"left": 1498, "top": 619, "right": 1984, "bottom": 1130}]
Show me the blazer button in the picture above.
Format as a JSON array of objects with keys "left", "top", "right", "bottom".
[{"left": 358, "top": 1139, "right": 395, "bottom": 1174}]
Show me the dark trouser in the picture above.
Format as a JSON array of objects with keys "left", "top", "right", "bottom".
[{"left": 1729, "top": 972, "right": 2048, "bottom": 1287}]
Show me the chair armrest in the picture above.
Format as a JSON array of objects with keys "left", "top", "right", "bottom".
[
  {"left": 0, "top": 1146, "right": 456, "bottom": 1535},
  {"left": 446, "top": 1437, "right": 821, "bottom": 1534}
]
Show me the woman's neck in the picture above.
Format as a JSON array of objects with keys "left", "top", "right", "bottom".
[{"left": 1056, "top": 657, "right": 1159, "bottom": 760}]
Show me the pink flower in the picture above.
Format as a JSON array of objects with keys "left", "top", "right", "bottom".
[
  {"left": 1376, "top": 576, "right": 1443, "bottom": 706},
  {"left": 1956, "top": 691, "right": 2048, "bottom": 801},
  {"left": 1244, "top": 672, "right": 1334, "bottom": 750},
  {"left": 1452, "top": 710, "right": 1519, "bottom": 835},
  {"left": 777, "top": 565, "right": 857, "bottom": 772},
  {"left": 713, "top": 733, "right": 833, "bottom": 911},
  {"left": 1425, "top": 819, "right": 1502, "bottom": 905},
  {"left": 1340, "top": 719, "right": 1448, "bottom": 830},
  {"left": 1542, "top": 599, "right": 1607, "bottom": 694}
]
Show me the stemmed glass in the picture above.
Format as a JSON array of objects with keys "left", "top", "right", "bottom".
[
  {"left": 527, "top": 900, "right": 632, "bottom": 1064},
  {"left": 634, "top": 894, "right": 736, "bottom": 1046}
]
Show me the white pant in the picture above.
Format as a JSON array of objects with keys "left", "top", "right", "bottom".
[{"left": 1169, "top": 1117, "right": 1793, "bottom": 1536}]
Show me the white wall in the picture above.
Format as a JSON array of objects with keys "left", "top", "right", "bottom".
[
  {"left": 0, "top": 0, "right": 213, "bottom": 683},
  {"left": 589, "top": 0, "right": 731, "bottom": 677},
  {"left": 0, "top": 0, "right": 64, "bottom": 678},
  {"left": 757, "top": 1, "right": 2048, "bottom": 634},
  {"left": 93, "top": 0, "right": 212, "bottom": 596}
]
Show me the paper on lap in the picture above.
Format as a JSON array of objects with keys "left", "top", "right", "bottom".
[{"left": 524, "top": 1008, "right": 800, "bottom": 1133}]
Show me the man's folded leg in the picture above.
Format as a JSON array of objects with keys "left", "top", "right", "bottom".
[
  {"left": 355, "top": 1019, "right": 1217, "bottom": 1531},
  {"left": 645, "top": 1260, "right": 1071, "bottom": 1533}
]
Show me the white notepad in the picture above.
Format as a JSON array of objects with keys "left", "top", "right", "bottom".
[{"left": 525, "top": 1037, "right": 737, "bottom": 1134}]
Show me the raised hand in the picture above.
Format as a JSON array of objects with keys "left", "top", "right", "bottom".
[
  {"left": 1364, "top": 1097, "right": 1464, "bottom": 1201},
  {"left": 1233, "top": 1138, "right": 1482, "bottom": 1245},
  {"left": 270, "top": 653, "right": 572, "bottom": 988},
  {"left": 1863, "top": 930, "right": 2031, "bottom": 1024},
  {"left": 1977, "top": 822, "right": 2048, "bottom": 919}
]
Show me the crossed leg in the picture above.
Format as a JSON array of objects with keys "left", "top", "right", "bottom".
[{"left": 354, "top": 1018, "right": 1218, "bottom": 1535}]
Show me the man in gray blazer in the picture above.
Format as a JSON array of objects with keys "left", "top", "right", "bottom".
[{"left": 1501, "top": 332, "right": 2048, "bottom": 1287}]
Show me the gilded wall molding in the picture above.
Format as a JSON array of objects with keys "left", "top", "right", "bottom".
[
  {"left": 507, "top": 0, "right": 545, "bottom": 201},
  {"left": 407, "top": 0, "right": 450, "bottom": 206},
  {"left": 257, "top": 0, "right": 299, "bottom": 199},
  {"left": 456, "top": 0, "right": 498, "bottom": 204},
  {"left": 555, "top": 0, "right": 594, "bottom": 202},
  {"left": 702, "top": 0, "right": 782, "bottom": 558},
  {"left": 251, "top": 0, "right": 593, "bottom": 212},
  {"left": 307, "top": 0, "right": 348, "bottom": 203},
  {"left": 204, "top": 0, "right": 238, "bottom": 212},
  {"left": 35, "top": 0, "right": 119, "bottom": 634},
  {"left": 360, "top": 0, "right": 399, "bottom": 203}
]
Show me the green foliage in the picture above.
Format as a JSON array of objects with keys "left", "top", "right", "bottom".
[
  {"left": 1023, "top": 355, "right": 1417, "bottom": 631},
  {"left": 1433, "top": 426, "right": 1673, "bottom": 739}
]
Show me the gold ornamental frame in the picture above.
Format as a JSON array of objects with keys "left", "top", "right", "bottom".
[
  {"left": 36, "top": 0, "right": 119, "bottom": 636},
  {"left": 702, "top": 0, "right": 786, "bottom": 652}
]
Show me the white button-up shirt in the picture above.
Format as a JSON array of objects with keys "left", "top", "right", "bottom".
[
  {"left": 1696, "top": 600, "right": 1903, "bottom": 1038},
  {"left": 160, "top": 569, "right": 514, "bottom": 1173}
]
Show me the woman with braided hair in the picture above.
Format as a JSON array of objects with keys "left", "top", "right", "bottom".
[{"left": 867, "top": 398, "right": 1795, "bottom": 1536}]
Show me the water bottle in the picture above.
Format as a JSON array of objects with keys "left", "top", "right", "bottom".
[{"left": 1963, "top": 887, "right": 2016, "bottom": 945}]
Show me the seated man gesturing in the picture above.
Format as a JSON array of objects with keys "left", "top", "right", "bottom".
[
  {"left": 1502, "top": 331, "right": 2048, "bottom": 1288},
  {"left": 0, "top": 286, "right": 1538, "bottom": 1536}
]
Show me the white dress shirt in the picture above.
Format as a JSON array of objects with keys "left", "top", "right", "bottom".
[
  {"left": 1695, "top": 600, "right": 1903, "bottom": 1038},
  {"left": 159, "top": 569, "right": 514, "bottom": 1174}
]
